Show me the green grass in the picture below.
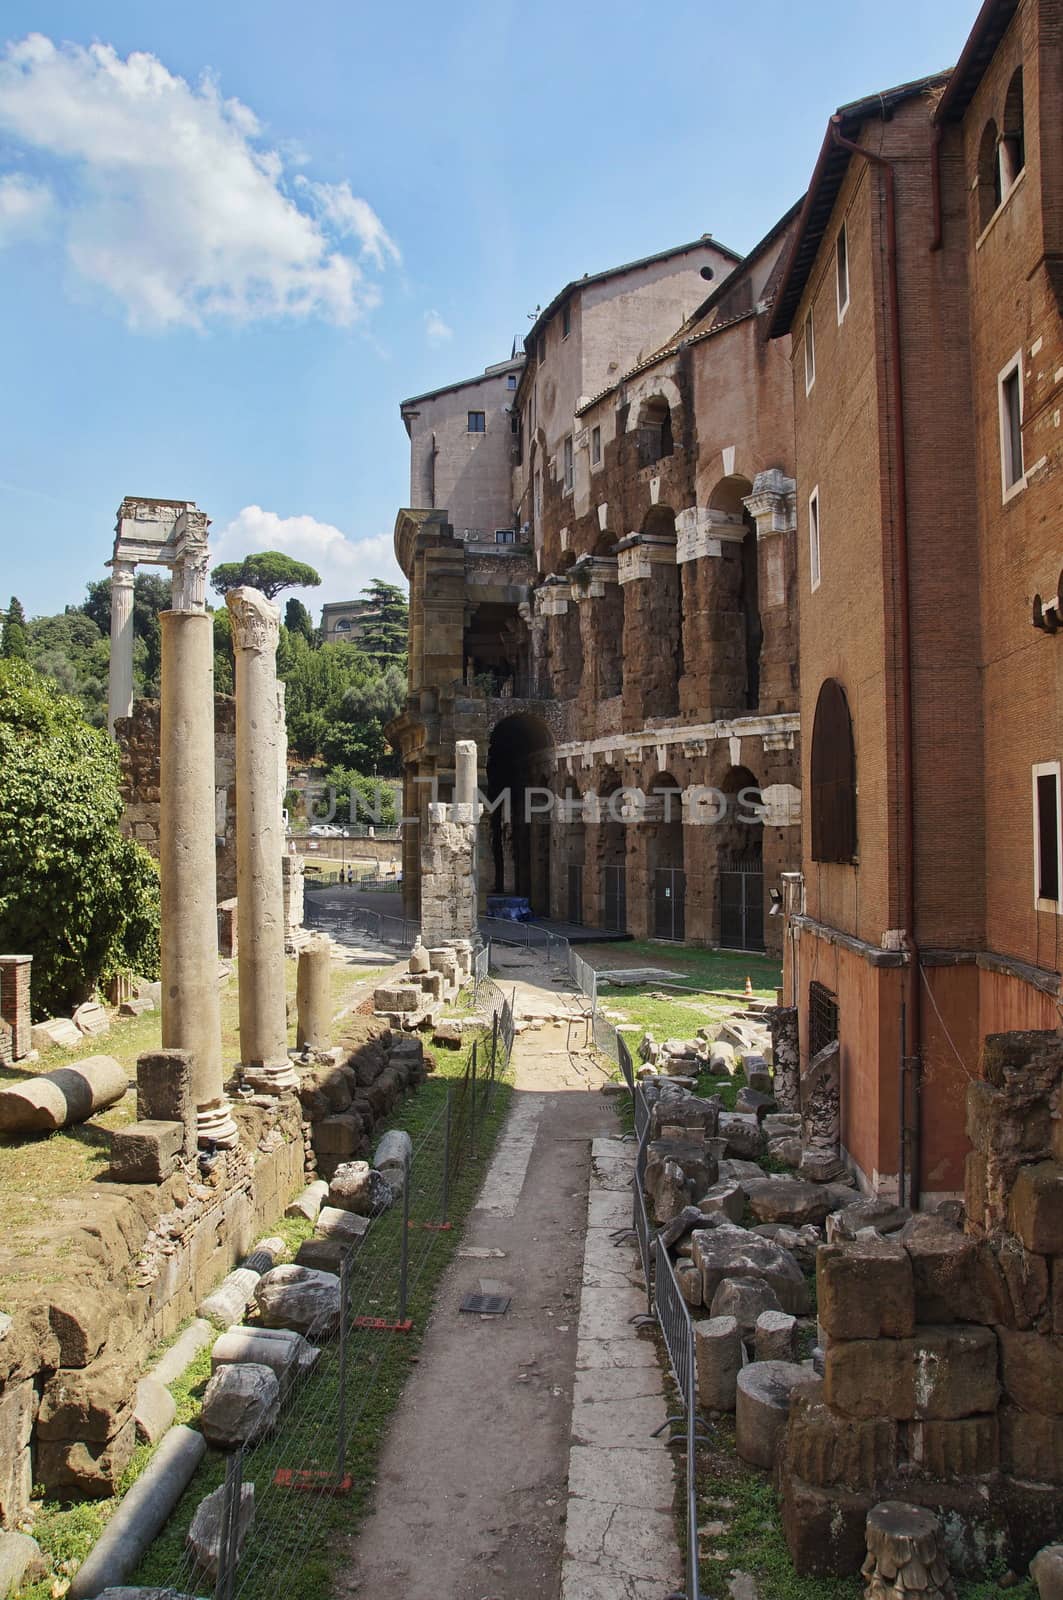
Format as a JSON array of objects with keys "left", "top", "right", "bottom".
[{"left": 585, "top": 939, "right": 781, "bottom": 996}]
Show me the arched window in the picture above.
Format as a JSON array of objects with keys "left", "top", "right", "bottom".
[
  {"left": 637, "top": 396, "right": 674, "bottom": 467},
  {"left": 1001, "top": 67, "right": 1025, "bottom": 192},
  {"left": 977, "top": 118, "right": 1002, "bottom": 229},
  {"left": 811, "top": 678, "right": 857, "bottom": 863}
]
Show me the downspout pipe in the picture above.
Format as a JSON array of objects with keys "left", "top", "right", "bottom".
[{"left": 829, "top": 115, "right": 922, "bottom": 1207}]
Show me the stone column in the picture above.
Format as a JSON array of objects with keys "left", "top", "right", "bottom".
[
  {"left": 107, "top": 559, "right": 136, "bottom": 736},
  {"left": 159, "top": 609, "right": 238, "bottom": 1148},
  {"left": 454, "top": 739, "right": 478, "bottom": 810},
  {"left": 227, "top": 587, "right": 297, "bottom": 1093},
  {"left": 296, "top": 936, "right": 332, "bottom": 1052}
]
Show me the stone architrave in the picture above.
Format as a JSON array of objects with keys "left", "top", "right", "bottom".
[
  {"left": 226, "top": 587, "right": 296, "bottom": 1094},
  {"left": 107, "top": 559, "right": 136, "bottom": 735},
  {"left": 160, "top": 607, "right": 238, "bottom": 1149}
]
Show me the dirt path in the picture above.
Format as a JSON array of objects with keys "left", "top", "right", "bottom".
[{"left": 333, "top": 978, "right": 617, "bottom": 1600}]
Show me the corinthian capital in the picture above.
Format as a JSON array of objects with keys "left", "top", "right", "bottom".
[{"left": 226, "top": 585, "right": 281, "bottom": 655}]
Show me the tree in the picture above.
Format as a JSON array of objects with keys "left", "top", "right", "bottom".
[
  {"left": 210, "top": 551, "right": 322, "bottom": 602},
  {"left": 76, "top": 572, "right": 171, "bottom": 639},
  {"left": 356, "top": 580, "right": 408, "bottom": 663},
  {"left": 0, "top": 660, "right": 160, "bottom": 1017},
  {"left": 284, "top": 597, "right": 316, "bottom": 644},
  {"left": 1, "top": 597, "right": 28, "bottom": 661}
]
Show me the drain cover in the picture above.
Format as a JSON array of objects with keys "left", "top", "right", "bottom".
[{"left": 460, "top": 1292, "right": 511, "bottom": 1316}]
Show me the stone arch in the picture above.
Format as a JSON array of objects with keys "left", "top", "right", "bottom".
[
  {"left": 715, "top": 764, "right": 765, "bottom": 951},
  {"left": 977, "top": 118, "right": 1002, "bottom": 228},
  {"left": 596, "top": 765, "right": 628, "bottom": 930},
  {"left": 592, "top": 531, "right": 623, "bottom": 699},
  {"left": 636, "top": 393, "right": 674, "bottom": 466},
  {"left": 632, "top": 504, "right": 682, "bottom": 715},
  {"left": 1001, "top": 67, "right": 1025, "bottom": 191},
  {"left": 646, "top": 770, "right": 685, "bottom": 941},
  {"left": 485, "top": 712, "right": 554, "bottom": 911}
]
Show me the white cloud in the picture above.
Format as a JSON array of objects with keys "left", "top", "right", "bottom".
[
  {"left": 0, "top": 35, "right": 398, "bottom": 329},
  {"left": 0, "top": 172, "right": 53, "bottom": 243},
  {"left": 424, "top": 308, "right": 453, "bottom": 345},
  {"left": 212, "top": 506, "right": 406, "bottom": 616},
  {"left": 299, "top": 178, "right": 400, "bottom": 269}
]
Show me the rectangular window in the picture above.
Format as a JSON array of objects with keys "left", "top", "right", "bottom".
[
  {"left": 534, "top": 471, "right": 542, "bottom": 525},
  {"left": 562, "top": 304, "right": 571, "bottom": 339},
  {"left": 809, "top": 486, "right": 821, "bottom": 592},
  {"left": 468, "top": 411, "right": 486, "bottom": 433},
  {"left": 563, "top": 434, "right": 574, "bottom": 493},
  {"left": 804, "top": 308, "right": 816, "bottom": 394},
  {"left": 1033, "top": 763, "right": 1062, "bottom": 908},
  {"left": 506, "top": 373, "right": 517, "bottom": 389},
  {"left": 591, "top": 425, "right": 601, "bottom": 465},
  {"left": 999, "top": 352, "right": 1025, "bottom": 497},
  {"left": 495, "top": 529, "right": 516, "bottom": 545},
  {"left": 836, "top": 224, "right": 849, "bottom": 322}
]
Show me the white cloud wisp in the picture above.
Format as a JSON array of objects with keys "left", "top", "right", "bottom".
[{"left": 212, "top": 506, "right": 406, "bottom": 616}]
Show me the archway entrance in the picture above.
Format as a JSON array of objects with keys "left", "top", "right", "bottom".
[
  {"left": 598, "top": 769, "right": 627, "bottom": 931},
  {"left": 485, "top": 713, "right": 553, "bottom": 912},
  {"left": 647, "top": 772, "right": 685, "bottom": 941},
  {"left": 709, "top": 477, "right": 761, "bottom": 712},
  {"left": 717, "top": 765, "right": 764, "bottom": 951}
]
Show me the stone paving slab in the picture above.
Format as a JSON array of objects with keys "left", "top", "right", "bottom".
[{"left": 562, "top": 1136, "right": 680, "bottom": 1599}]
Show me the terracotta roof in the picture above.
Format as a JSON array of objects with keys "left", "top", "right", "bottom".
[{"left": 934, "top": 0, "right": 1020, "bottom": 124}]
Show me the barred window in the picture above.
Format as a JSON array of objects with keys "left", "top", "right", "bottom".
[{"left": 811, "top": 678, "right": 856, "bottom": 863}]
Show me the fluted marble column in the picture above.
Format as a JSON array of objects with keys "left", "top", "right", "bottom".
[
  {"left": 160, "top": 608, "right": 239, "bottom": 1147},
  {"left": 107, "top": 559, "right": 136, "bottom": 735},
  {"left": 227, "top": 587, "right": 297, "bottom": 1092}
]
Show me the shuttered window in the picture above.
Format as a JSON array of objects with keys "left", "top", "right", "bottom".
[{"left": 811, "top": 678, "right": 857, "bottom": 863}]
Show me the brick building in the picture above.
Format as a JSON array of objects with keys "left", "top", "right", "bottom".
[
  {"left": 769, "top": 0, "right": 1063, "bottom": 1205},
  {"left": 390, "top": 230, "right": 803, "bottom": 953}
]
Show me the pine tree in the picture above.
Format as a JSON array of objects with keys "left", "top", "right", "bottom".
[{"left": 1, "top": 598, "right": 28, "bottom": 661}]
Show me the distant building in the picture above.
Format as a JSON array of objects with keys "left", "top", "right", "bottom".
[{"left": 320, "top": 599, "right": 377, "bottom": 645}]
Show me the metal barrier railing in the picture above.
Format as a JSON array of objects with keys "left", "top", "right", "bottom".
[
  {"left": 654, "top": 1237, "right": 706, "bottom": 1600},
  {"left": 631, "top": 1097, "right": 654, "bottom": 1320}
]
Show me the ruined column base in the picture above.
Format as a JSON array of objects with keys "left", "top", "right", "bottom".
[
  {"left": 238, "top": 1060, "right": 299, "bottom": 1095},
  {"left": 196, "top": 1097, "right": 241, "bottom": 1149}
]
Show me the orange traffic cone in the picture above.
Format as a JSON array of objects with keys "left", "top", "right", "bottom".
[{"left": 744, "top": 976, "right": 753, "bottom": 998}]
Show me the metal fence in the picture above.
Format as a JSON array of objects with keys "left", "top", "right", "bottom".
[
  {"left": 477, "top": 916, "right": 569, "bottom": 965},
  {"left": 303, "top": 899, "right": 419, "bottom": 951},
  {"left": 654, "top": 1238, "right": 706, "bottom": 1600},
  {"left": 152, "top": 1051, "right": 510, "bottom": 1600}
]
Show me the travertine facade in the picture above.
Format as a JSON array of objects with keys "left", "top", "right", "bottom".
[{"left": 390, "top": 232, "right": 802, "bottom": 953}]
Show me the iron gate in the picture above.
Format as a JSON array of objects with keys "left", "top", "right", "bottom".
[
  {"left": 808, "top": 979, "right": 839, "bottom": 1057},
  {"left": 602, "top": 865, "right": 627, "bottom": 932},
  {"left": 719, "top": 857, "right": 764, "bottom": 951},
  {"left": 653, "top": 867, "right": 686, "bottom": 942},
  {"left": 567, "top": 863, "right": 584, "bottom": 925}
]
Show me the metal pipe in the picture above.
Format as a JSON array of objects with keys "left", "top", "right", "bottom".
[
  {"left": 898, "top": 1001, "right": 908, "bottom": 1208},
  {"left": 336, "top": 1251, "right": 350, "bottom": 1481},
  {"left": 398, "top": 1152, "right": 410, "bottom": 1323},
  {"left": 830, "top": 116, "right": 922, "bottom": 1207},
  {"left": 930, "top": 122, "right": 944, "bottom": 251}
]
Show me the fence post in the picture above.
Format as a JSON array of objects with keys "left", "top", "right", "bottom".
[
  {"left": 398, "top": 1150, "right": 411, "bottom": 1324},
  {"left": 336, "top": 1250, "right": 350, "bottom": 1483},
  {"left": 470, "top": 1040, "right": 478, "bottom": 1157},
  {"left": 441, "top": 1082, "right": 451, "bottom": 1226},
  {"left": 490, "top": 1010, "right": 499, "bottom": 1079},
  {"left": 214, "top": 1445, "right": 244, "bottom": 1600}
]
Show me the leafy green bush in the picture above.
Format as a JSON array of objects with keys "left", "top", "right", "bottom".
[{"left": 0, "top": 660, "right": 160, "bottom": 1017}]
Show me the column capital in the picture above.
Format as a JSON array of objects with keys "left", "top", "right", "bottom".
[
  {"left": 108, "top": 558, "right": 137, "bottom": 589},
  {"left": 226, "top": 586, "right": 281, "bottom": 654}
]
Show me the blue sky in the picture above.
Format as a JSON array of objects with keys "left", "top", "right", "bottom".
[{"left": 0, "top": 0, "right": 977, "bottom": 622}]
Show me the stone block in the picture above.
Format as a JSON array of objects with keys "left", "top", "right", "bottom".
[
  {"left": 36, "top": 1416, "right": 136, "bottom": 1498},
  {"left": 905, "top": 1414, "right": 999, "bottom": 1478},
  {"left": 285, "top": 1179, "right": 328, "bottom": 1222},
  {"left": 315, "top": 1205, "right": 370, "bottom": 1244},
  {"left": 900, "top": 1214, "right": 1010, "bottom": 1325},
  {"left": 711, "top": 1275, "right": 783, "bottom": 1341},
  {"left": 676, "top": 1261, "right": 703, "bottom": 1307},
  {"left": 295, "top": 1237, "right": 346, "bottom": 1273},
  {"left": 1009, "top": 1162, "right": 1063, "bottom": 1255},
  {"left": 136, "top": 1049, "right": 196, "bottom": 1151},
  {"left": 698, "top": 1182, "right": 746, "bottom": 1223},
  {"left": 736, "top": 1360, "right": 807, "bottom": 1468},
  {"left": 312, "top": 1113, "right": 365, "bottom": 1160},
  {"left": 108, "top": 1119, "right": 185, "bottom": 1183},
  {"left": 824, "top": 1326, "right": 999, "bottom": 1420},
  {"left": 818, "top": 1235, "right": 915, "bottom": 1341},
  {"left": 1031, "top": 1547, "right": 1063, "bottom": 1600},
  {"left": 0, "top": 1378, "right": 36, "bottom": 1526},
  {"left": 73, "top": 1000, "right": 110, "bottom": 1037},
  {"left": 0, "top": 1532, "right": 46, "bottom": 1595},
  {"left": 991, "top": 1233, "right": 1050, "bottom": 1329},
  {"left": 373, "top": 984, "right": 419, "bottom": 1013},
  {"left": 692, "top": 1228, "right": 810, "bottom": 1316},
  {"left": 211, "top": 1325, "right": 318, "bottom": 1392},
  {"left": 694, "top": 1315, "right": 742, "bottom": 1412},
  {"left": 999, "top": 1329, "right": 1063, "bottom": 1414},
  {"left": 719, "top": 1112, "right": 766, "bottom": 1161},
  {"left": 187, "top": 1481, "right": 254, "bottom": 1579},
  {"left": 30, "top": 1016, "right": 83, "bottom": 1052},
  {"left": 783, "top": 1376, "right": 898, "bottom": 1489},
  {"left": 47, "top": 1283, "right": 111, "bottom": 1366},
  {"left": 999, "top": 1405, "right": 1063, "bottom": 1484},
  {"left": 255, "top": 1264, "right": 341, "bottom": 1337},
  {"left": 745, "top": 1177, "right": 840, "bottom": 1227},
  {"left": 200, "top": 1362, "right": 280, "bottom": 1449},
  {"left": 37, "top": 1353, "right": 135, "bottom": 1441}
]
